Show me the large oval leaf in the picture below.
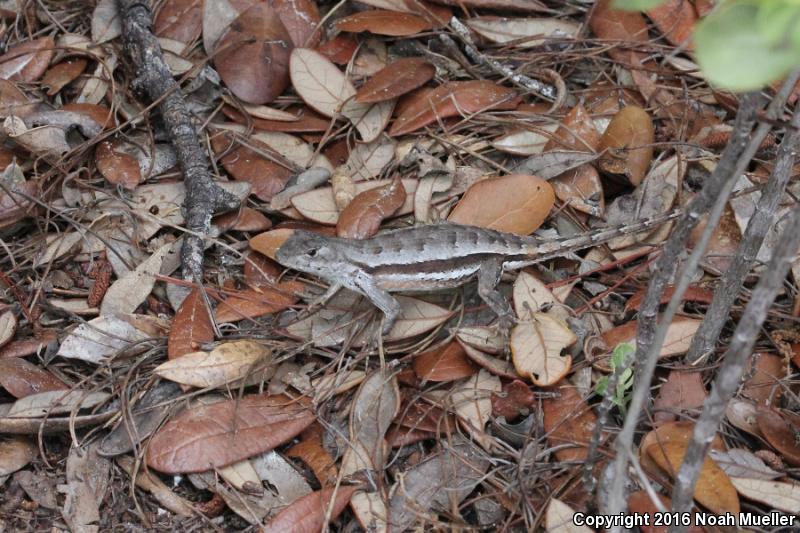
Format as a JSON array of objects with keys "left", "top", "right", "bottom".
[{"left": 146, "top": 393, "right": 315, "bottom": 473}]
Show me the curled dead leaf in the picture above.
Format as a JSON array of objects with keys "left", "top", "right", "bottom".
[
  {"left": 598, "top": 106, "right": 654, "bottom": 186},
  {"left": 510, "top": 314, "right": 575, "bottom": 386},
  {"left": 336, "top": 177, "right": 406, "bottom": 239}
]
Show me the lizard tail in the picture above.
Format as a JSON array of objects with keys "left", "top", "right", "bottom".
[{"left": 527, "top": 209, "right": 682, "bottom": 263}]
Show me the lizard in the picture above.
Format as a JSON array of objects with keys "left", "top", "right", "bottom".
[{"left": 274, "top": 211, "right": 680, "bottom": 334}]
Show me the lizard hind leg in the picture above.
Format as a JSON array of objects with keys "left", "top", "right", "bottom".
[{"left": 477, "top": 258, "right": 515, "bottom": 333}]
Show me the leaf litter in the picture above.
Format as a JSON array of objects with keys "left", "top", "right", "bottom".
[{"left": 0, "top": 0, "right": 798, "bottom": 531}]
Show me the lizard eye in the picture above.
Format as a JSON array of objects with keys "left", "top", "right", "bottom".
[{"left": 307, "top": 248, "right": 318, "bottom": 257}]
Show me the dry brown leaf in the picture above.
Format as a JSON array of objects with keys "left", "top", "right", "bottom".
[
  {"left": 512, "top": 270, "right": 559, "bottom": 321},
  {"left": 146, "top": 393, "right": 315, "bottom": 473},
  {"left": 154, "top": 0, "right": 203, "bottom": 43},
  {"left": 467, "top": 16, "right": 580, "bottom": 48},
  {"left": 596, "top": 317, "right": 701, "bottom": 366},
  {"left": 336, "top": 177, "right": 406, "bottom": 239},
  {"left": 0, "top": 358, "right": 67, "bottom": 399},
  {"left": 645, "top": 440, "right": 740, "bottom": 515},
  {"left": 451, "top": 369, "right": 501, "bottom": 436},
  {"left": 316, "top": 34, "right": 358, "bottom": 65},
  {"left": 413, "top": 341, "right": 477, "bottom": 382},
  {"left": 95, "top": 140, "right": 142, "bottom": 190},
  {"left": 261, "top": 485, "right": 359, "bottom": 533},
  {"left": 390, "top": 81, "right": 519, "bottom": 136},
  {"left": 215, "top": 282, "right": 301, "bottom": 323},
  {"left": 41, "top": 59, "right": 87, "bottom": 96},
  {"left": 6, "top": 390, "right": 109, "bottom": 418},
  {"left": 215, "top": 206, "right": 272, "bottom": 232},
  {"left": 742, "top": 353, "right": 785, "bottom": 405},
  {"left": 155, "top": 340, "right": 272, "bottom": 389},
  {"left": 250, "top": 228, "right": 295, "bottom": 261},
  {"left": 336, "top": 10, "right": 432, "bottom": 37},
  {"left": 291, "top": 177, "right": 418, "bottom": 225},
  {"left": 215, "top": 4, "right": 293, "bottom": 104},
  {"left": 167, "top": 289, "right": 214, "bottom": 359},
  {"left": 285, "top": 425, "right": 338, "bottom": 488},
  {"left": 756, "top": 408, "right": 800, "bottom": 467},
  {"left": 290, "top": 47, "right": 355, "bottom": 118},
  {"left": 729, "top": 477, "right": 800, "bottom": 515},
  {"left": 92, "top": 0, "right": 121, "bottom": 43},
  {"left": 448, "top": 174, "right": 554, "bottom": 235},
  {"left": 647, "top": 0, "right": 696, "bottom": 49},
  {"left": 545, "top": 497, "right": 593, "bottom": 533},
  {"left": 688, "top": 204, "right": 742, "bottom": 272},
  {"left": 589, "top": 0, "right": 649, "bottom": 63},
  {"left": 211, "top": 133, "right": 293, "bottom": 202},
  {"left": 542, "top": 386, "right": 597, "bottom": 462},
  {"left": 653, "top": 370, "right": 707, "bottom": 425},
  {"left": 0, "top": 436, "right": 37, "bottom": 476},
  {"left": 491, "top": 379, "right": 534, "bottom": 420},
  {"left": 510, "top": 314, "right": 575, "bottom": 386},
  {"left": 271, "top": 0, "right": 321, "bottom": 48},
  {"left": 354, "top": 58, "right": 436, "bottom": 103},
  {"left": 0, "top": 38, "right": 54, "bottom": 82},
  {"left": 598, "top": 105, "right": 654, "bottom": 186},
  {"left": 0, "top": 310, "right": 16, "bottom": 349}
]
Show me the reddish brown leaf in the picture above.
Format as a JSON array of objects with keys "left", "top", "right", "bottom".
[
  {"left": 0, "top": 37, "right": 54, "bottom": 82},
  {"left": 589, "top": 0, "right": 649, "bottom": 63},
  {"left": 316, "top": 34, "right": 358, "bottom": 65},
  {"left": 214, "top": 4, "right": 293, "bottom": 104},
  {"left": 624, "top": 284, "right": 714, "bottom": 312},
  {"left": 61, "top": 103, "right": 115, "bottom": 130},
  {"left": 389, "top": 81, "right": 519, "bottom": 136},
  {"left": 447, "top": 174, "right": 554, "bottom": 235},
  {"left": 653, "top": 370, "right": 707, "bottom": 425},
  {"left": 146, "top": 393, "right": 315, "bottom": 473},
  {"left": 214, "top": 207, "right": 272, "bottom": 232},
  {"left": 491, "top": 379, "right": 534, "bottom": 420},
  {"left": 211, "top": 133, "right": 292, "bottom": 201},
  {"left": 647, "top": 0, "right": 696, "bottom": 49},
  {"left": 215, "top": 282, "right": 301, "bottom": 323},
  {"left": 355, "top": 58, "right": 435, "bottom": 104},
  {"left": 395, "top": 400, "right": 456, "bottom": 434},
  {"left": 41, "top": 59, "right": 87, "bottom": 96},
  {"left": 0, "top": 180, "right": 38, "bottom": 231},
  {"left": 336, "top": 178, "right": 406, "bottom": 239},
  {"left": 221, "top": 105, "right": 331, "bottom": 132},
  {"left": 95, "top": 140, "right": 142, "bottom": 190},
  {"left": 286, "top": 424, "right": 338, "bottom": 487},
  {"left": 597, "top": 105, "right": 654, "bottom": 186},
  {"left": 243, "top": 251, "right": 282, "bottom": 288},
  {"left": 261, "top": 485, "right": 358, "bottom": 533},
  {"left": 645, "top": 440, "right": 740, "bottom": 515},
  {"left": 542, "top": 386, "right": 598, "bottom": 462},
  {"left": 628, "top": 491, "right": 705, "bottom": 533},
  {"left": 413, "top": 341, "right": 477, "bottom": 382},
  {"left": 386, "top": 424, "right": 435, "bottom": 447},
  {"left": 271, "top": 0, "right": 321, "bottom": 48},
  {"left": 337, "top": 10, "right": 432, "bottom": 37},
  {"left": 155, "top": 0, "right": 203, "bottom": 43},
  {"left": 756, "top": 408, "right": 800, "bottom": 467},
  {"left": 742, "top": 353, "right": 785, "bottom": 405},
  {"left": 167, "top": 289, "right": 214, "bottom": 360},
  {"left": 0, "top": 330, "right": 57, "bottom": 359},
  {"left": 688, "top": 205, "right": 741, "bottom": 272},
  {"left": 0, "top": 357, "right": 68, "bottom": 398},
  {"left": 432, "top": 0, "right": 547, "bottom": 11}
]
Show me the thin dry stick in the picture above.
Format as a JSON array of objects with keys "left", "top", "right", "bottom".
[
  {"left": 117, "top": 0, "right": 241, "bottom": 282},
  {"left": 448, "top": 17, "right": 559, "bottom": 101},
  {"left": 603, "top": 92, "right": 762, "bottom": 523},
  {"left": 687, "top": 75, "right": 800, "bottom": 364},
  {"left": 668, "top": 206, "right": 800, "bottom": 530}
]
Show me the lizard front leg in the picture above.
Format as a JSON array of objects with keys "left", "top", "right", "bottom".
[
  {"left": 352, "top": 271, "right": 402, "bottom": 335},
  {"left": 478, "top": 257, "right": 515, "bottom": 334}
]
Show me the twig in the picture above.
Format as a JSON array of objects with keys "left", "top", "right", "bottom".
[
  {"left": 668, "top": 205, "right": 800, "bottom": 530},
  {"left": 603, "top": 91, "right": 763, "bottom": 524},
  {"left": 448, "top": 17, "right": 559, "bottom": 102},
  {"left": 116, "top": 0, "right": 241, "bottom": 283},
  {"left": 687, "top": 72, "right": 800, "bottom": 364}
]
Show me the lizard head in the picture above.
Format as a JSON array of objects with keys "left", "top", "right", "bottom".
[{"left": 275, "top": 230, "right": 343, "bottom": 278}]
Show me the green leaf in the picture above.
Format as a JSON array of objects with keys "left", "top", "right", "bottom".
[
  {"left": 695, "top": 1, "right": 800, "bottom": 91},
  {"left": 612, "top": 0, "right": 666, "bottom": 10}
]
